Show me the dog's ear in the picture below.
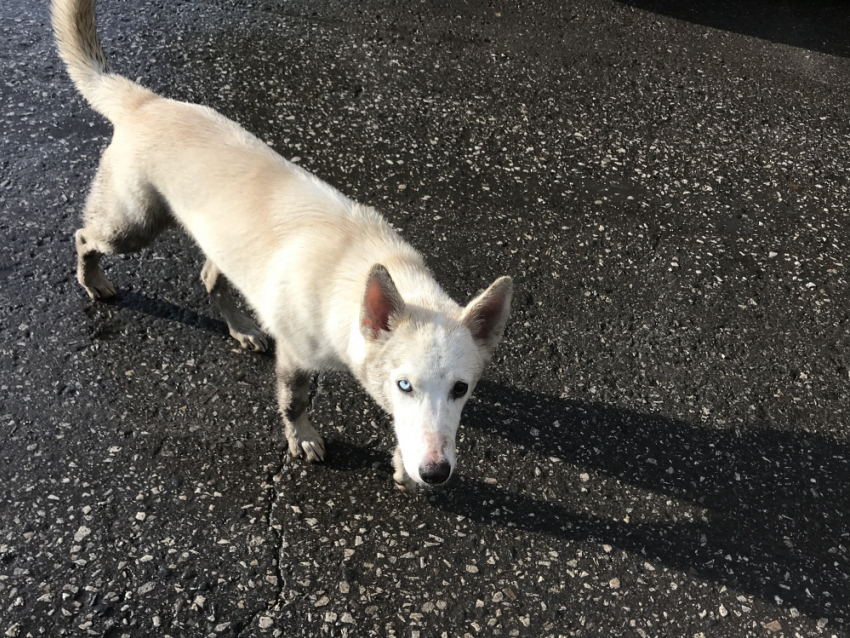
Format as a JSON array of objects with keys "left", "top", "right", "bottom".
[
  {"left": 461, "top": 276, "right": 513, "bottom": 355},
  {"left": 361, "top": 264, "right": 405, "bottom": 340}
]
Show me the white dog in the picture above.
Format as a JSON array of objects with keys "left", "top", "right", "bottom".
[{"left": 52, "top": 0, "right": 512, "bottom": 490}]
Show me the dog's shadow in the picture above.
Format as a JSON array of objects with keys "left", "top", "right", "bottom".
[
  {"left": 81, "top": 291, "right": 847, "bottom": 621},
  {"left": 82, "top": 289, "right": 245, "bottom": 343},
  {"left": 415, "top": 381, "right": 848, "bottom": 622}
]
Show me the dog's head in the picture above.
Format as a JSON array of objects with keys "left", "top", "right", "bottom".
[{"left": 359, "top": 264, "right": 512, "bottom": 487}]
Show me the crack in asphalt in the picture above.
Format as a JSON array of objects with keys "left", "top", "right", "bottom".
[
  {"left": 233, "top": 454, "right": 287, "bottom": 638},
  {"left": 4, "top": 0, "right": 850, "bottom": 635},
  {"left": 270, "top": 461, "right": 288, "bottom": 604}
]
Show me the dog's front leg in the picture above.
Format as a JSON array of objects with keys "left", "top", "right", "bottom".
[
  {"left": 393, "top": 446, "right": 418, "bottom": 492},
  {"left": 276, "top": 357, "right": 325, "bottom": 462}
]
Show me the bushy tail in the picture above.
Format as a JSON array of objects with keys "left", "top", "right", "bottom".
[{"left": 51, "top": 0, "right": 153, "bottom": 121}]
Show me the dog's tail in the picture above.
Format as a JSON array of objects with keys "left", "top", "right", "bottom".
[{"left": 51, "top": 0, "right": 154, "bottom": 121}]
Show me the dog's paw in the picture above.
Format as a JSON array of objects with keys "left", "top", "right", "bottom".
[
  {"left": 299, "top": 438, "right": 325, "bottom": 462},
  {"left": 393, "top": 468, "right": 418, "bottom": 493},
  {"left": 230, "top": 328, "right": 269, "bottom": 353},
  {"left": 287, "top": 425, "right": 325, "bottom": 463},
  {"left": 81, "top": 270, "right": 116, "bottom": 300},
  {"left": 394, "top": 477, "right": 418, "bottom": 493},
  {"left": 392, "top": 446, "right": 418, "bottom": 492}
]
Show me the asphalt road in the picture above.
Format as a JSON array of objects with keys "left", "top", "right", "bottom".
[{"left": 1, "top": 0, "right": 849, "bottom": 637}]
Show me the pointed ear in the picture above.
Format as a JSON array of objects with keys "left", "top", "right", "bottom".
[
  {"left": 361, "top": 264, "right": 405, "bottom": 340},
  {"left": 461, "top": 276, "right": 513, "bottom": 355}
]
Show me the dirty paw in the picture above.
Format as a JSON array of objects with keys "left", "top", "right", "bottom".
[
  {"left": 393, "top": 464, "right": 418, "bottom": 492},
  {"left": 394, "top": 475, "right": 418, "bottom": 493},
  {"left": 231, "top": 328, "right": 269, "bottom": 352},
  {"left": 287, "top": 427, "right": 325, "bottom": 463},
  {"left": 81, "top": 270, "right": 116, "bottom": 300},
  {"left": 392, "top": 447, "right": 418, "bottom": 492}
]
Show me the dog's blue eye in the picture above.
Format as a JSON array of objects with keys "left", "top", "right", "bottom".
[{"left": 397, "top": 379, "right": 412, "bottom": 393}]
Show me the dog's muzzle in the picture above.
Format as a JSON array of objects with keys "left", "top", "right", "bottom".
[{"left": 419, "top": 461, "right": 452, "bottom": 485}]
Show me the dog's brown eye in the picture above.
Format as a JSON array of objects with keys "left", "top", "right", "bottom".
[{"left": 452, "top": 381, "right": 468, "bottom": 398}]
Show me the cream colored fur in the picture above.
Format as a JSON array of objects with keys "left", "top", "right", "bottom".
[{"left": 52, "top": 0, "right": 512, "bottom": 489}]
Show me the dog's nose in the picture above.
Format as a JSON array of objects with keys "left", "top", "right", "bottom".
[{"left": 420, "top": 461, "right": 451, "bottom": 485}]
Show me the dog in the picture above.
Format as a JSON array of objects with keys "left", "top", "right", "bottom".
[{"left": 51, "top": 0, "right": 513, "bottom": 491}]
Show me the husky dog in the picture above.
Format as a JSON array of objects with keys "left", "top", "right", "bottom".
[{"left": 51, "top": 0, "right": 512, "bottom": 490}]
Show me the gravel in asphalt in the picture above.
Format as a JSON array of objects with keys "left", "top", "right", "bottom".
[{"left": 1, "top": 0, "right": 849, "bottom": 636}]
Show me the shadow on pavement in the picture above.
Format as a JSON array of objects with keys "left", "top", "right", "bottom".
[
  {"left": 427, "top": 380, "right": 850, "bottom": 622},
  {"left": 615, "top": 0, "right": 850, "bottom": 58},
  {"left": 81, "top": 291, "right": 849, "bottom": 621},
  {"left": 81, "top": 290, "right": 229, "bottom": 339}
]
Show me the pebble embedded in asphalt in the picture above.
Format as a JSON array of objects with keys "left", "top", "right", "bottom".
[{"left": 1, "top": 0, "right": 849, "bottom": 637}]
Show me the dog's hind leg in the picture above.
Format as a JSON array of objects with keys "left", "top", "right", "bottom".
[
  {"left": 75, "top": 152, "right": 131, "bottom": 300},
  {"left": 75, "top": 147, "right": 171, "bottom": 300},
  {"left": 75, "top": 227, "right": 117, "bottom": 300},
  {"left": 201, "top": 259, "right": 269, "bottom": 352},
  {"left": 276, "top": 357, "right": 325, "bottom": 462}
]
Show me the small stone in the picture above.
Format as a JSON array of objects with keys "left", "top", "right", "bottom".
[
  {"left": 340, "top": 613, "right": 355, "bottom": 624},
  {"left": 258, "top": 616, "right": 273, "bottom": 629},
  {"left": 762, "top": 620, "right": 781, "bottom": 633},
  {"left": 135, "top": 512, "right": 146, "bottom": 522},
  {"left": 718, "top": 604, "right": 727, "bottom": 617},
  {"left": 579, "top": 473, "right": 590, "bottom": 482},
  {"left": 314, "top": 596, "right": 329, "bottom": 607},
  {"left": 609, "top": 578, "right": 620, "bottom": 589},
  {"left": 73, "top": 526, "right": 91, "bottom": 542}
]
